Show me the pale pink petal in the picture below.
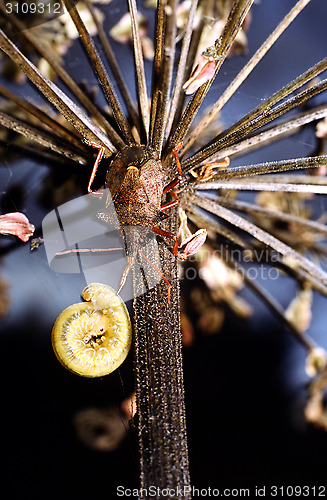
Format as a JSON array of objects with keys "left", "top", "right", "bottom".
[
  {"left": 183, "top": 56, "right": 216, "bottom": 95},
  {"left": 0, "top": 212, "right": 35, "bottom": 242}
]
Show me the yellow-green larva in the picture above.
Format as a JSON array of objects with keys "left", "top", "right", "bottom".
[{"left": 51, "top": 283, "right": 132, "bottom": 377}]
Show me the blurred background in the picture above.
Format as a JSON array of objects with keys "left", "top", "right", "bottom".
[{"left": 0, "top": 0, "right": 327, "bottom": 497}]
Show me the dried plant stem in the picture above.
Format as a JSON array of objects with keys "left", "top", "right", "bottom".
[
  {"left": 149, "top": 0, "right": 178, "bottom": 154},
  {"left": 133, "top": 212, "right": 191, "bottom": 499},
  {"left": 62, "top": 0, "right": 135, "bottom": 145},
  {"left": 214, "top": 243, "right": 315, "bottom": 349},
  {"left": 194, "top": 155, "right": 327, "bottom": 182},
  {"left": 199, "top": 181, "right": 327, "bottom": 194},
  {"left": 241, "top": 274, "right": 314, "bottom": 350},
  {"left": 155, "top": 0, "right": 178, "bottom": 154},
  {"left": 127, "top": 0, "right": 150, "bottom": 139},
  {"left": 0, "top": 29, "right": 115, "bottom": 154},
  {"left": 187, "top": 208, "right": 250, "bottom": 248},
  {"left": 190, "top": 194, "right": 327, "bottom": 286},
  {"left": 0, "top": 110, "right": 87, "bottom": 163},
  {"left": 254, "top": 174, "right": 327, "bottom": 185},
  {"left": 205, "top": 105, "right": 327, "bottom": 162},
  {"left": 166, "top": 0, "right": 254, "bottom": 154},
  {"left": 165, "top": 0, "right": 199, "bottom": 140},
  {"left": 0, "top": 2, "right": 123, "bottom": 148},
  {"left": 183, "top": 77, "right": 327, "bottom": 171},
  {"left": 149, "top": 0, "right": 166, "bottom": 148},
  {"left": 208, "top": 195, "right": 327, "bottom": 237},
  {"left": 169, "top": 0, "right": 212, "bottom": 135},
  {"left": 187, "top": 205, "right": 327, "bottom": 296},
  {"left": 0, "top": 84, "right": 82, "bottom": 147},
  {"left": 85, "top": 0, "right": 140, "bottom": 132},
  {"left": 183, "top": 0, "right": 313, "bottom": 152}
]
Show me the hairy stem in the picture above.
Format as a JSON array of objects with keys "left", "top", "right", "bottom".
[{"left": 133, "top": 211, "right": 191, "bottom": 497}]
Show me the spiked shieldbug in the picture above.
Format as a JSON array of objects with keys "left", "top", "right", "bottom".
[{"left": 58, "top": 142, "right": 207, "bottom": 301}]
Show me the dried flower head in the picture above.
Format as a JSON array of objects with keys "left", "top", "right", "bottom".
[{"left": 0, "top": 0, "right": 327, "bottom": 494}]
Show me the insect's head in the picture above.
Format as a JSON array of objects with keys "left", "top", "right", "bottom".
[{"left": 117, "top": 144, "right": 159, "bottom": 168}]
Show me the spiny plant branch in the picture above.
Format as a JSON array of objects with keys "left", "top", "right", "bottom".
[
  {"left": 0, "top": 85, "right": 82, "bottom": 144},
  {"left": 188, "top": 194, "right": 327, "bottom": 288},
  {"left": 165, "top": 0, "right": 254, "bottom": 155},
  {"left": 0, "top": 109, "right": 88, "bottom": 162},
  {"left": 193, "top": 156, "right": 327, "bottom": 181},
  {"left": 127, "top": 0, "right": 150, "bottom": 139},
  {"left": 183, "top": 0, "right": 313, "bottom": 152},
  {"left": 165, "top": 0, "right": 199, "bottom": 140},
  {"left": 204, "top": 105, "right": 327, "bottom": 162},
  {"left": 62, "top": 0, "right": 135, "bottom": 145},
  {"left": 182, "top": 76, "right": 327, "bottom": 172},
  {"left": 0, "top": 1, "right": 124, "bottom": 147},
  {"left": 149, "top": 0, "right": 166, "bottom": 149},
  {"left": 0, "top": 28, "right": 115, "bottom": 154},
  {"left": 85, "top": 0, "right": 140, "bottom": 132}
]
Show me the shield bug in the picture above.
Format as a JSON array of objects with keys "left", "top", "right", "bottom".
[{"left": 58, "top": 143, "right": 208, "bottom": 301}]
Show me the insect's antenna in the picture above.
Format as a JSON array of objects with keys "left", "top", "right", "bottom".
[
  {"left": 138, "top": 249, "right": 171, "bottom": 302},
  {"left": 56, "top": 247, "right": 124, "bottom": 256},
  {"left": 85, "top": 0, "right": 140, "bottom": 134},
  {"left": 0, "top": 2, "right": 123, "bottom": 151},
  {"left": 62, "top": 0, "right": 135, "bottom": 146},
  {"left": 164, "top": 0, "right": 254, "bottom": 159},
  {"left": 149, "top": 0, "right": 177, "bottom": 155},
  {"left": 127, "top": 0, "right": 150, "bottom": 142}
]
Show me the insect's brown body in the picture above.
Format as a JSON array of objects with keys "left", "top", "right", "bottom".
[{"left": 103, "top": 144, "right": 164, "bottom": 229}]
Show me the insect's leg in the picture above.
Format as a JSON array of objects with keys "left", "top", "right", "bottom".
[
  {"left": 152, "top": 226, "right": 179, "bottom": 255},
  {"left": 138, "top": 249, "right": 172, "bottom": 302},
  {"left": 152, "top": 226, "right": 207, "bottom": 261},
  {"left": 56, "top": 247, "right": 123, "bottom": 256},
  {"left": 160, "top": 144, "right": 184, "bottom": 211},
  {"left": 160, "top": 190, "right": 181, "bottom": 212},
  {"left": 117, "top": 256, "right": 135, "bottom": 296},
  {"left": 86, "top": 143, "right": 105, "bottom": 196},
  {"left": 162, "top": 143, "right": 183, "bottom": 195}
]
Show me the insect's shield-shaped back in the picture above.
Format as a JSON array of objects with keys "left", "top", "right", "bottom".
[{"left": 42, "top": 189, "right": 162, "bottom": 301}]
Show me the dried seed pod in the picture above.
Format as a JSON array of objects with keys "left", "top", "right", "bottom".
[{"left": 51, "top": 283, "right": 132, "bottom": 377}]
